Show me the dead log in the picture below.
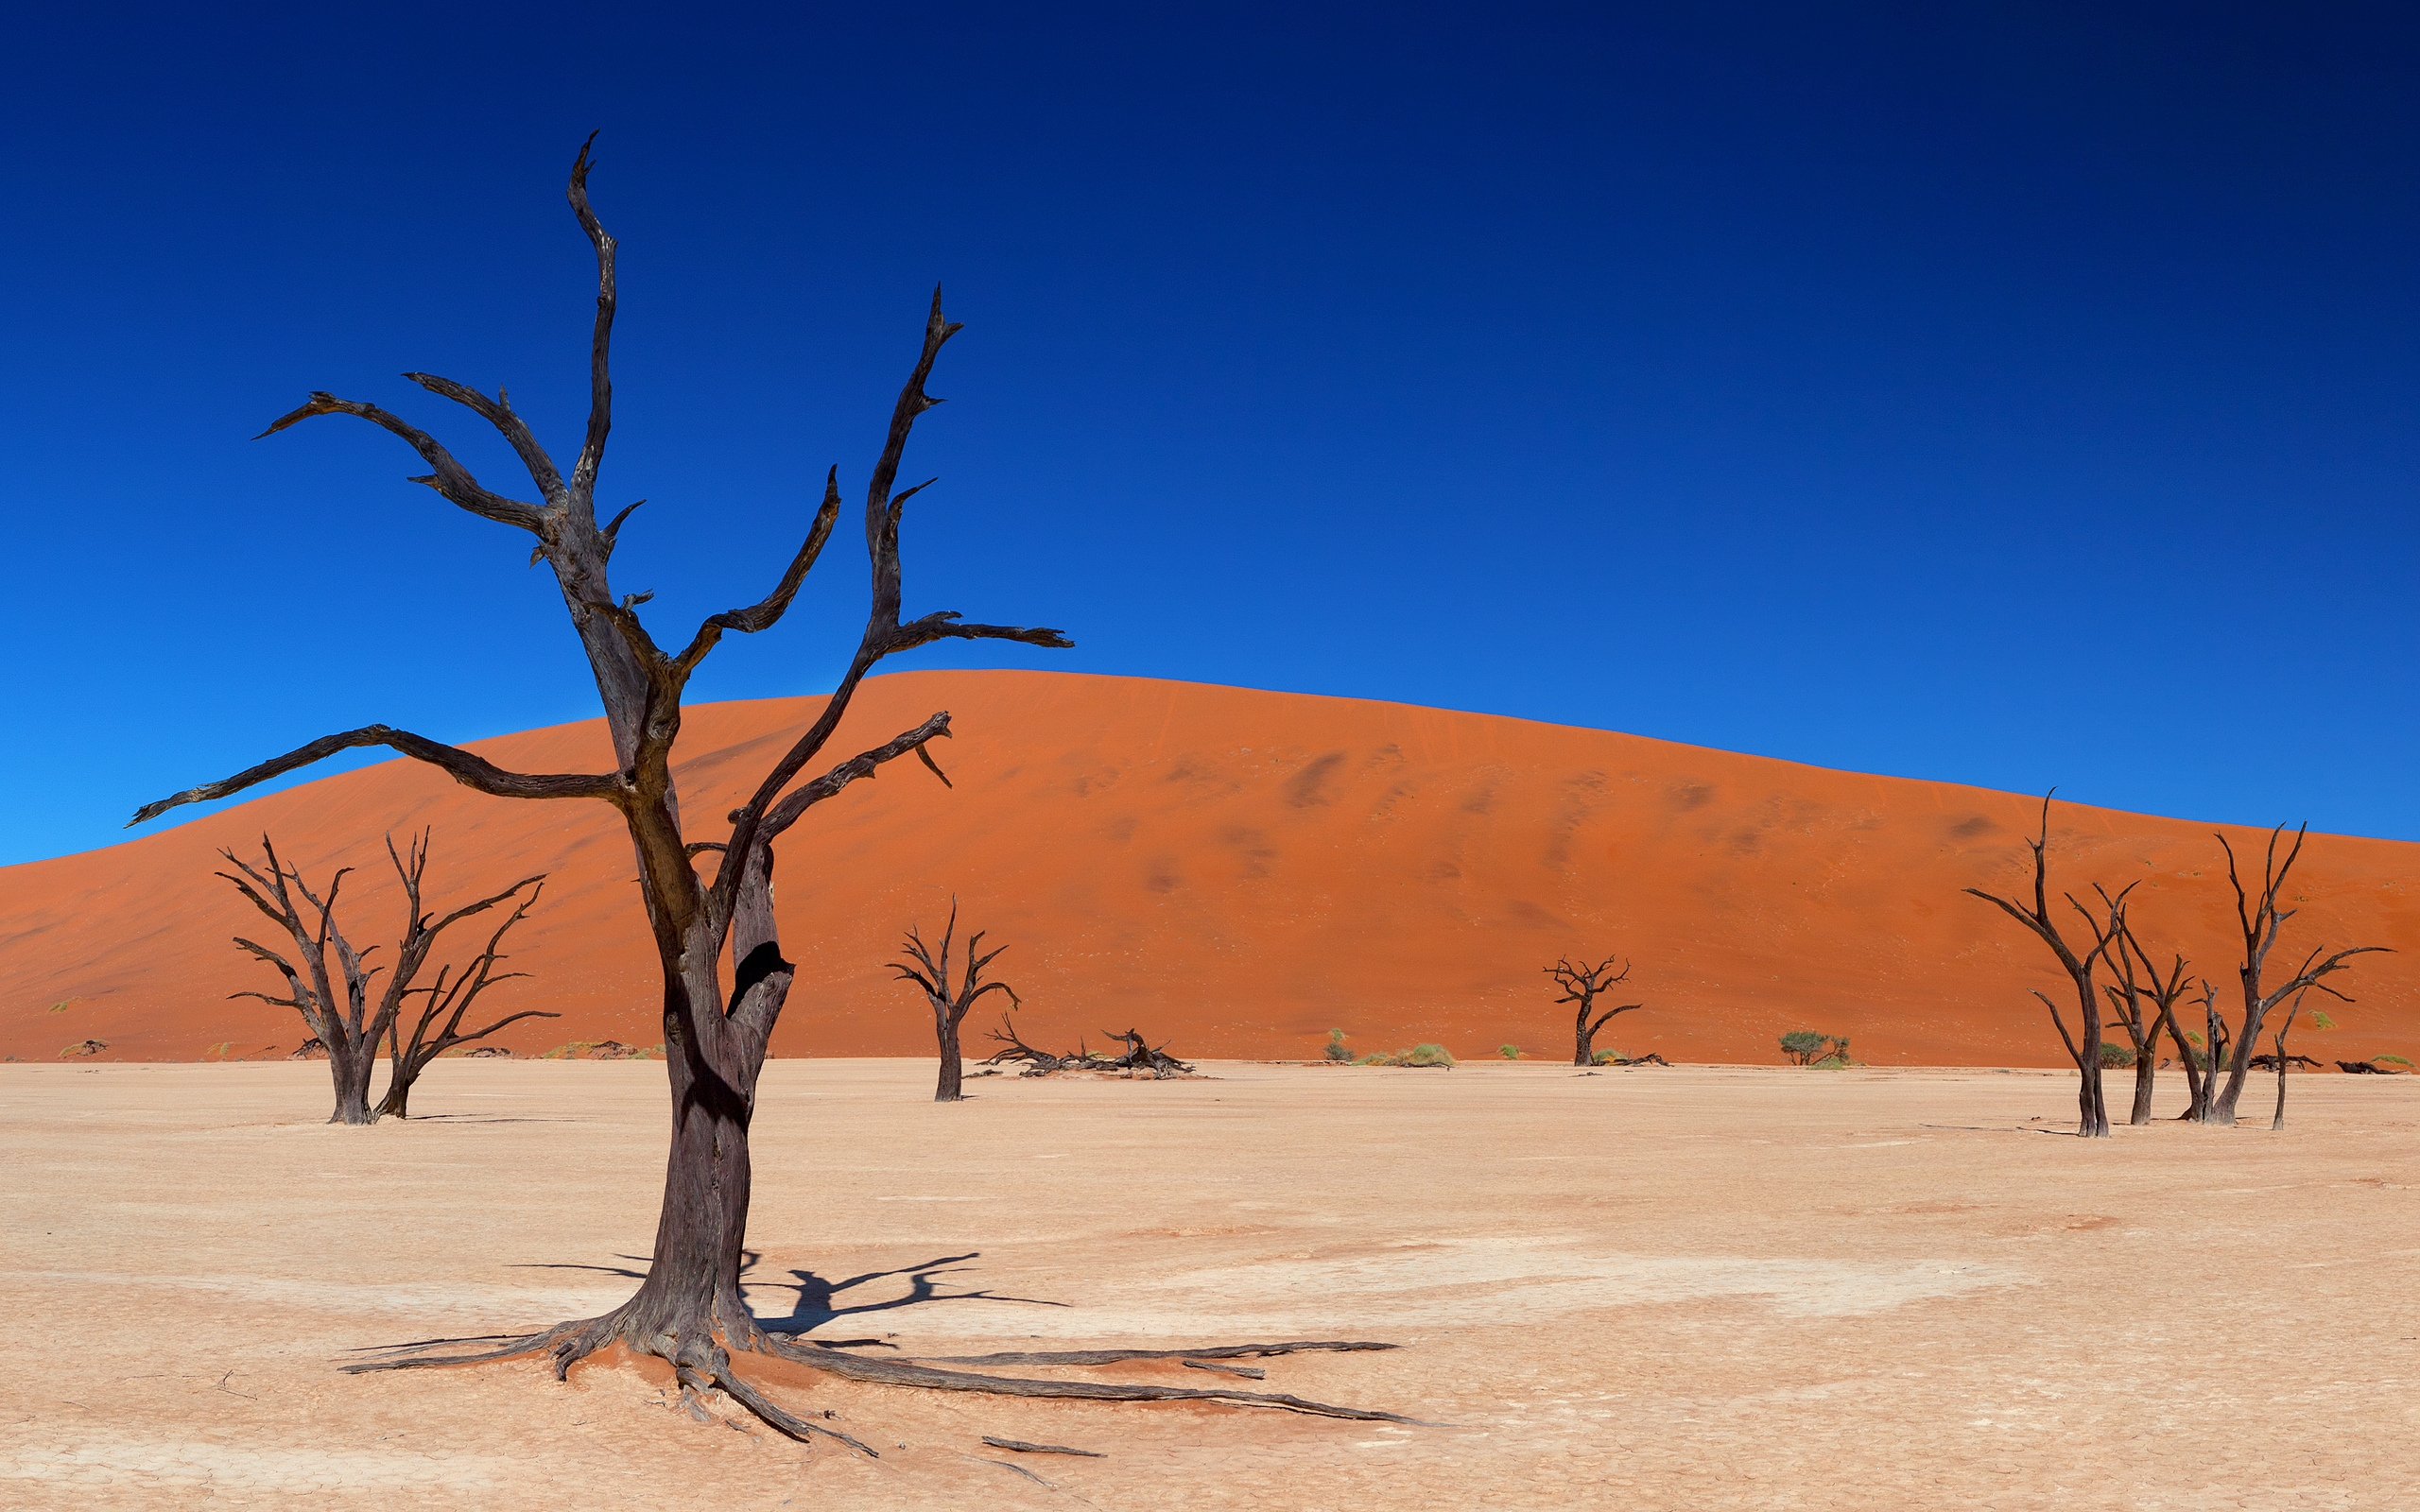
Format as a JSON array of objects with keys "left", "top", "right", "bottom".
[{"left": 982, "top": 1436, "right": 1107, "bottom": 1457}]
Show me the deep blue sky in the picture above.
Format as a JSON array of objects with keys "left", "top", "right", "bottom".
[{"left": 4, "top": 2, "right": 2415, "bottom": 865}]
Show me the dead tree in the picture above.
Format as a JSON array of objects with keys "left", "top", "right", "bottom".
[
  {"left": 981, "top": 1014, "right": 1079, "bottom": 1074},
  {"left": 220, "top": 833, "right": 543, "bottom": 1124},
  {"left": 2104, "top": 913, "right": 2194, "bottom": 1125},
  {"left": 1099, "top": 1027, "right": 1194, "bottom": 1075},
  {"left": 1963, "top": 792, "right": 2132, "bottom": 1138},
  {"left": 377, "top": 855, "right": 557, "bottom": 1119},
  {"left": 1546, "top": 956, "right": 1643, "bottom": 1066},
  {"left": 889, "top": 902, "right": 1018, "bottom": 1102},
  {"left": 134, "top": 140, "right": 1400, "bottom": 1440},
  {"left": 2204, "top": 825, "right": 2389, "bottom": 1125}
]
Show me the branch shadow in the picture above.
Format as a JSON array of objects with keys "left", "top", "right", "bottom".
[
  {"left": 509, "top": 1250, "right": 1071, "bottom": 1345},
  {"left": 744, "top": 1250, "right": 1069, "bottom": 1339}
]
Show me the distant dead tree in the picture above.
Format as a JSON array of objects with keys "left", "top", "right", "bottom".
[
  {"left": 2204, "top": 825, "right": 2388, "bottom": 1126},
  {"left": 889, "top": 902, "right": 1018, "bottom": 1102},
  {"left": 1546, "top": 956, "right": 1643, "bottom": 1066},
  {"left": 218, "top": 833, "right": 545, "bottom": 1125},
  {"left": 133, "top": 140, "right": 1397, "bottom": 1438},
  {"left": 2103, "top": 915, "right": 2195, "bottom": 1125},
  {"left": 376, "top": 855, "right": 555, "bottom": 1119},
  {"left": 1964, "top": 793, "right": 2132, "bottom": 1139}
]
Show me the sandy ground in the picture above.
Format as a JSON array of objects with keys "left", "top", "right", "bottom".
[{"left": 3, "top": 1058, "right": 2415, "bottom": 1510}]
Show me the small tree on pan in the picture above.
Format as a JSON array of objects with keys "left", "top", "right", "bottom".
[
  {"left": 377, "top": 873, "right": 557, "bottom": 1118},
  {"left": 889, "top": 902, "right": 1019, "bottom": 1102},
  {"left": 2204, "top": 824, "right": 2388, "bottom": 1125},
  {"left": 218, "top": 832, "right": 544, "bottom": 1125},
  {"left": 1546, "top": 955, "right": 1643, "bottom": 1066},
  {"left": 1963, "top": 793, "right": 2132, "bottom": 1139}
]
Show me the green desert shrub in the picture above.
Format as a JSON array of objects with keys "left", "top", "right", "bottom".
[
  {"left": 1357, "top": 1043, "right": 1457, "bottom": 1068},
  {"left": 2099, "top": 1041, "right": 2136, "bottom": 1069},
  {"left": 1780, "top": 1030, "right": 1850, "bottom": 1067},
  {"left": 1498, "top": 1043, "right": 1522, "bottom": 1059},
  {"left": 1593, "top": 1047, "right": 1622, "bottom": 1065},
  {"left": 2377, "top": 1054, "right": 2415, "bottom": 1068},
  {"left": 1323, "top": 1028, "right": 1353, "bottom": 1062}
]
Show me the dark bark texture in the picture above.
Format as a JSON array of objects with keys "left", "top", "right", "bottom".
[
  {"left": 140, "top": 139, "right": 1401, "bottom": 1441},
  {"left": 1546, "top": 956, "right": 1643, "bottom": 1066}
]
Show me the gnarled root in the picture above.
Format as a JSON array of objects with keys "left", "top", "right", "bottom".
[{"left": 343, "top": 1314, "right": 1416, "bottom": 1449}]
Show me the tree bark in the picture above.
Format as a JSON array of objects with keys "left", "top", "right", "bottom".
[{"left": 936, "top": 1006, "right": 965, "bottom": 1102}]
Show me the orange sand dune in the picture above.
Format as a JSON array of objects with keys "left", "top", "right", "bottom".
[{"left": 3, "top": 669, "right": 2413, "bottom": 1067}]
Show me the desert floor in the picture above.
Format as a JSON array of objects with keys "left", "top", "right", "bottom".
[{"left": 3, "top": 1059, "right": 2414, "bottom": 1510}]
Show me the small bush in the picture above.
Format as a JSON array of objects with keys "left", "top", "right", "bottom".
[
  {"left": 1322, "top": 1028, "right": 1353, "bottom": 1062},
  {"left": 1780, "top": 1030, "right": 1849, "bottom": 1067},
  {"left": 2098, "top": 1041, "right": 2136, "bottom": 1069},
  {"left": 2378, "top": 1054, "right": 2415, "bottom": 1068},
  {"left": 1357, "top": 1043, "right": 1456, "bottom": 1068},
  {"left": 1498, "top": 1043, "right": 1522, "bottom": 1059},
  {"left": 1593, "top": 1047, "right": 1622, "bottom": 1065}
]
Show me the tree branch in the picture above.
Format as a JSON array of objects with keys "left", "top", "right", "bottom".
[
  {"left": 567, "top": 130, "right": 614, "bottom": 512},
  {"left": 672, "top": 469, "right": 844, "bottom": 679},
  {"left": 759, "top": 712, "right": 955, "bottom": 842},
  {"left": 130, "top": 727, "right": 620, "bottom": 827},
  {"left": 401, "top": 372, "right": 570, "bottom": 508},
  {"left": 255, "top": 393, "right": 545, "bottom": 533}
]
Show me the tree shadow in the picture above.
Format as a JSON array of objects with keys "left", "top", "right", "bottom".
[
  {"left": 744, "top": 1250, "right": 1070, "bottom": 1338},
  {"left": 510, "top": 1249, "right": 1069, "bottom": 1343}
]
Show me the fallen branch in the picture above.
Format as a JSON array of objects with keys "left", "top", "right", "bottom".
[{"left": 982, "top": 1435, "right": 1106, "bottom": 1457}]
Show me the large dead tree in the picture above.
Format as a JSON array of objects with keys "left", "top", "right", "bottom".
[
  {"left": 219, "top": 833, "right": 544, "bottom": 1124},
  {"left": 889, "top": 902, "right": 1018, "bottom": 1102},
  {"left": 136, "top": 140, "right": 1401, "bottom": 1442},
  {"left": 1964, "top": 793, "right": 2132, "bottom": 1138},
  {"left": 377, "top": 866, "right": 556, "bottom": 1119},
  {"left": 1546, "top": 955, "right": 1643, "bottom": 1066},
  {"left": 2204, "top": 824, "right": 2387, "bottom": 1125}
]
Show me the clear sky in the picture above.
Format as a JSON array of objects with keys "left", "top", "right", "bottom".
[{"left": 3, "top": 2, "right": 2414, "bottom": 866}]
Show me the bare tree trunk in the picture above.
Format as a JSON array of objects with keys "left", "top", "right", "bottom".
[
  {"left": 329, "top": 1036, "right": 377, "bottom": 1125},
  {"left": 936, "top": 1005, "right": 965, "bottom": 1102}
]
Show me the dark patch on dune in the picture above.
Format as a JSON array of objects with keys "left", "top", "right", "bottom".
[
  {"left": 1283, "top": 752, "right": 1346, "bottom": 808},
  {"left": 1948, "top": 815, "right": 1998, "bottom": 839},
  {"left": 1668, "top": 782, "right": 1716, "bottom": 813}
]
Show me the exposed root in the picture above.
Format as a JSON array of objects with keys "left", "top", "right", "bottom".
[
  {"left": 343, "top": 1311, "right": 1418, "bottom": 1441},
  {"left": 913, "top": 1341, "right": 1393, "bottom": 1366},
  {"left": 763, "top": 1336, "right": 1426, "bottom": 1422}
]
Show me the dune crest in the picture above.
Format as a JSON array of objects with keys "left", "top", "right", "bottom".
[{"left": 3, "top": 669, "right": 2412, "bottom": 1065}]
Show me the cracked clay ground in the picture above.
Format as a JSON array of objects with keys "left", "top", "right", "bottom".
[{"left": 4, "top": 1059, "right": 2415, "bottom": 1509}]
